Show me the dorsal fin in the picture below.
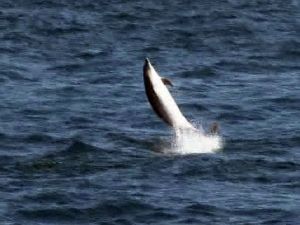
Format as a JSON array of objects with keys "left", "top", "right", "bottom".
[{"left": 161, "top": 77, "right": 173, "bottom": 86}]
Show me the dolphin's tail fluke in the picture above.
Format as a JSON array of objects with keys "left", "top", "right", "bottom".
[{"left": 209, "top": 122, "right": 219, "bottom": 135}]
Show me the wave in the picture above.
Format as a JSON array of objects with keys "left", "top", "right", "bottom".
[{"left": 18, "top": 198, "right": 157, "bottom": 222}]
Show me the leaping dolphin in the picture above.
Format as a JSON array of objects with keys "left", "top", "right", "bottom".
[
  {"left": 143, "top": 58, "right": 218, "bottom": 134},
  {"left": 143, "top": 58, "right": 196, "bottom": 130}
]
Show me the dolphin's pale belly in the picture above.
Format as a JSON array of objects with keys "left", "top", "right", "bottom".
[{"left": 152, "top": 76, "right": 193, "bottom": 129}]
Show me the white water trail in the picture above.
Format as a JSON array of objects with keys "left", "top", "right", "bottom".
[{"left": 167, "top": 126, "right": 223, "bottom": 155}]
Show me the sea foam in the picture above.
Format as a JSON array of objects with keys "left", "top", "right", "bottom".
[{"left": 167, "top": 126, "right": 223, "bottom": 154}]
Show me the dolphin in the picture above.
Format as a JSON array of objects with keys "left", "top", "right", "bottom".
[
  {"left": 143, "top": 58, "right": 196, "bottom": 130},
  {"left": 143, "top": 58, "right": 219, "bottom": 134}
]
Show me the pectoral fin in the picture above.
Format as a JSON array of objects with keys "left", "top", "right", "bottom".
[{"left": 161, "top": 77, "right": 173, "bottom": 87}]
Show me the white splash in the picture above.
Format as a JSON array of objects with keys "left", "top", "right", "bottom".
[{"left": 167, "top": 126, "right": 223, "bottom": 155}]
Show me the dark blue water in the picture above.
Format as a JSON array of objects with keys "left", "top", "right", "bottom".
[{"left": 1, "top": 0, "right": 300, "bottom": 224}]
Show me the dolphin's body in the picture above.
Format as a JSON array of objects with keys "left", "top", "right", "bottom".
[{"left": 143, "top": 58, "right": 196, "bottom": 130}]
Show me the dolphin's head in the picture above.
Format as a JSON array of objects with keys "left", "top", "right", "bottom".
[
  {"left": 143, "top": 58, "right": 151, "bottom": 75},
  {"left": 145, "top": 57, "right": 150, "bottom": 64}
]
